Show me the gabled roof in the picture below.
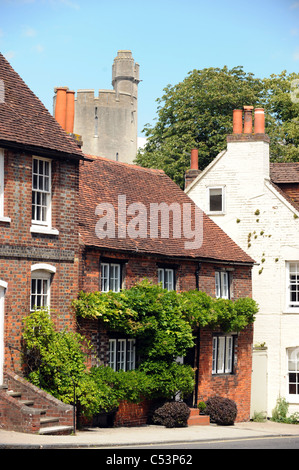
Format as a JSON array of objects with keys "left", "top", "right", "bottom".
[
  {"left": 79, "top": 156, "right": 254, "bottom": 265},
  {"left": 270, "top": 162, "right": 299, "bottom": 184},
  {"left": 0, "top": 53, "right": 83, "bottom": 160}
]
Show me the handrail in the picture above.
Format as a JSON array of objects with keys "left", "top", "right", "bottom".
[{"left": 8, "top": 343, "right": 76, "bottom": 434}]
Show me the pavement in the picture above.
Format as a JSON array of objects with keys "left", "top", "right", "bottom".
[{"left": 0, "top": 420, "right": 299, "bottom": 449}]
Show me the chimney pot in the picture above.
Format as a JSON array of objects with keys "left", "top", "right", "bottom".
[
  {"left": 66, "top": 90, "right": 75, "bottom": 134},
  {"left": 190, "top": 148, "right": 198, "bottom": 170},
  {"left": 243, "top": 106, "right": 253, "bottom": 134},
  {"left": 233, "top": 109, "right": 243, "bottom": 133},
  {"left": 55, "top": 86, "right": 68, "bottom": 130},
  {"left": 254, "top": 108, "right": 265, "bottom": 134}
]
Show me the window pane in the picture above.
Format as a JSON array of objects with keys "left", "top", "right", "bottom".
[
  {"left": 209, "top": 188, "right": 223, "bottom": 212},
  {"left": 109, "top": 340, "right": 116, "bottom": 370},
  {"left": 217, "top": 336, "right": 225, "bottom": 373},
  {"left": 101, "top": 263, "right": 109, "bottom": 292},
  {"left": 117, "top": 339, "right": 126, "bottom": 371}
]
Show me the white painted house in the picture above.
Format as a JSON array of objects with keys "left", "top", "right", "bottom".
[{"left": 185, "top": 107, "right": 299, "bottom": 417}]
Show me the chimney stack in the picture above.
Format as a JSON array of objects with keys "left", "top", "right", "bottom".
[{"left": 185, "top": 149, "right": 201, "bottom": 189}]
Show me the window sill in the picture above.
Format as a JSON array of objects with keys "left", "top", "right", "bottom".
[
  {"left": 207, "top": 211, "right": 225, "bottom": 216},
  {"left": 284, "top": 308, "right": 299, "bottom": 314},
  {"left": 30, "top": 225, "right": 59, "bottom": 236},
  {"left": 0, "top": 216, "right": 11, "bottom": 223}
]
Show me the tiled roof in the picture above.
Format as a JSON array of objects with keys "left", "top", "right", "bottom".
[
  {"left": 0, "top": 53, "right": 83, "bottom": 159},
  {"left": 270, "top": 162, "right": 299, "bottom": 183},
  {"left": 79, "top": 156, "right": 254, "bottom": 264}
]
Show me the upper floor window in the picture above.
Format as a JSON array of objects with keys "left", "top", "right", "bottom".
[
  {"left": 212, "top": 335, "right": 234, "bottom": 374},
  {"left": 101, "top": 262, "right": 121, "bottom": 292},
  {"left": 158, "top": 267, "right": 175, "bottom": 291},
  {"left": 32, "top": 157, "right": 51, "bottom": 226},
  {"left": 208, "top": 187, "right": 225, "bottom": 213},
  {"left": 0, "top": 148, "right": 10, "bottom": 223},
  {"left": 215, "top": 271, "right": 230, "bottom": 299},
  {"left": 286, "top": 262, "right": 299, "bottom": 312}
]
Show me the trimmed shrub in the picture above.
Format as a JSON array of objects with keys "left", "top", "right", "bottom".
[
  {"left": 205, "top": 396, "right": 237, "bottom": 425},
  {"left": 152, "top": 401, "right": 191, "bottom": 428}
]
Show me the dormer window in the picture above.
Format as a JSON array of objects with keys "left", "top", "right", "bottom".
[{"left": 208, "top": 186, "right": 225, "bottom": 214}]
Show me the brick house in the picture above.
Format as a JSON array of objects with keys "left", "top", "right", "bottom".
[
  {"left": 78, "top": 154, "right": 255, "bottom": 422},
  {"left": 0, "top": 53, "right": 85, "bottom": 433},
  {"left": 0, "top": 52, "right": 256, "bottom": 431},
  {"left": 186, "top": 107, "right": 299, "bottom": 418}
]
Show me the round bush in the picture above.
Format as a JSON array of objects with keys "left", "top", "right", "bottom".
[
  {"left": 205, "top": 396, "right": 237, "bottom": 425},
  {"left": 152, "top": 401, "right": 191, "bottom": 428}
]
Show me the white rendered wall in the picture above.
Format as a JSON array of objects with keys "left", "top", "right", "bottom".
[{"left": 186, "top": 138, "right": 299, "bottom": 416}]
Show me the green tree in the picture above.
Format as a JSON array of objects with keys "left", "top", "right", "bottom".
[
  {"left": 262, "top": 71, "right": 299, "bottom": 162},
  {"left": 135, "top": 67, "right": 299, "bottom": 188},
  {"left": 135, "top": 66, "right": 263, "bottom": 187}
]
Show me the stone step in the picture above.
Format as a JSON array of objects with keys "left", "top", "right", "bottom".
[
  {"left": 38, "top": 425, "right": 74, "bottom": 435},
  {"left": 187, "top": 414, "right": 210, "bottom": 426},
  {"left": 40, "top": 416, "right": 60, "bottom": 426},
  {"left": 7, "top": 390, "right": 22, "bottom": 398},
  {"left": 20, "top": 399, "right": 35, "bottom": 406}
]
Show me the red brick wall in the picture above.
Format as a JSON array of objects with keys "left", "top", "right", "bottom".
[
  {"left": 80, "top": 249, "right": 252, "bottom": 298},
  {"left": 1, "top": 149, "right": 80, "bottom": 376},
  {"left": 79, "top": 248, "right": 253, "bottom": 424},
  {"left": 197, "top": 325, "right": 254, "bottom": 422}
]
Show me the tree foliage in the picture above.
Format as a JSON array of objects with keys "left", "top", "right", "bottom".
[{"left": 135, "top": 66, "right": 299, "bottom": 188}]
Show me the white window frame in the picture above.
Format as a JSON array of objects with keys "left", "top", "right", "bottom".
[
  {"left": 207, "top": 186, "right": 225, "bottom": 214},
  {"left": 212, "top": 335, "right": 234, "bottom": 374},
  {"left": 108, "top": 338, "right": 136, "bottom": 371},
  {"left": 287, "top": 347, "right": 299, "bottom": 403},
  {"left": 101, "top": 262, "right": 121, "bottom": 292},
  {"left": 286, "top": 262, "right": 299, "bottom": 313},
  {"left": 31, "top": 156, "right": 52, "bottom": 227},
  {"left": 30, "top": 264, "right": 56, "bottom": 312},
  {"left": 158, "top": 267, "right": 175, "bottom": 291},
  {"left": 0, "top": 148, "right": 11, "bottom": 223},
  {"left": 215, "top": 271, "right": 230, "bottom": 299}
]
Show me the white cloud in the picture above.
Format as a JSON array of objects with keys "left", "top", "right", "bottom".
[
  {"left": 23, "top": 27, "right": 37, "bottom": 37},
  {"left": 291, "top": 1, "right": 299, "bottom": 8},
  {"left": 4, "top": 51, "right": 16, "bottom": 60}
]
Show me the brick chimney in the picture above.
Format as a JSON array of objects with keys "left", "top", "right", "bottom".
[
  {"left": 185, "top": 149, "right": 201, "bottom": 189},
  {"left": 227, "top": 106, "right": 270, "bottom": 184},
  {"left": 54, "top": 87, "right": 82, "bottom": 148},
  {"left": 228, "top": 106, "right": 269, "bottom": 143}
]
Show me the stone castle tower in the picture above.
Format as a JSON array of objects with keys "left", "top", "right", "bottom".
[{"left": 53, "top": 50, "right": 140, "bottom": 164}]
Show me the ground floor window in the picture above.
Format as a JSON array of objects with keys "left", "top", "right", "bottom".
[
  {"left": 212, "top": 335, "right": 234, "bottom": 374},
  {"left": 108, "top": 338, "right": 136, "bottom": 371},
  {"left": 288, "top": 347, "right": 299, "bottom": 399}
]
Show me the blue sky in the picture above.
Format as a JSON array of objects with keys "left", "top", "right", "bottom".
[{"left": 0, "top": 0, "right": 299, "bottom": 139}]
